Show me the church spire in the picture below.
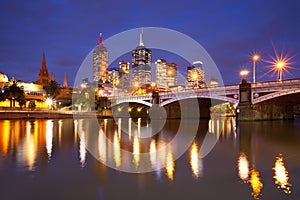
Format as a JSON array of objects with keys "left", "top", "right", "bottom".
[
  {"left": 98, "top": 33, "right": 103, "bottom": 45},
  {"left": 38, "top": 52, "right": 49, "bottom": 86},
  {"left": 63, "top": 72, "right": 68, "bottom": 87},
  {"left": 139, "top": 29, "right": 144, "bottom": 46}
]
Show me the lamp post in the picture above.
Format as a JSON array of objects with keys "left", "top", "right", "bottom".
[
  {"left": 46, "top": 98, "right": 53, "bottom": 110},
  {"left": 252, "top": 54, "right": 260, "bottom": 83},
  {"left": 240, "top": 70, "right": 249, "bottom": 81},
  {"left": 276, "top": 61, "right": 285, "bottom": 82}
]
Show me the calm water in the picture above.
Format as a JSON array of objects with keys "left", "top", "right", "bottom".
[{"left": 0, "top": 118, "right": 299, "bottom": 200}]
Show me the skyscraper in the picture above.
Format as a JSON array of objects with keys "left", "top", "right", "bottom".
[
  {"left": 166, "top": 62, "right": 177, "bottom": 86},
  {"left": 119, "top": 61, "right": 130, "bottom": 89},
  {"left": 108, "top": 67, "right": 120, "bottom": 86},
  {"left": 187, "top": 61, "right": 205, "bottom": 88},
  {"left": 93, "top": 33, "right": 108, "bottom": 84},
  {"left": 132, "top": 32, "right": 152, "bottom": 86},
  {"left": 38, "top": 52, "right": 49, "bottom": 86},
  {"left": 155, "top": 59, "right": 167, "bottom": 87}
]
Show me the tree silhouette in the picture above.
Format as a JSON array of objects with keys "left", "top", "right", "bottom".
[
  {"left": 4, "top": 80, "right": 26, "bottom": 107},
  {"left": 44, "top": 80, "right": 60, "bottom": 99}
]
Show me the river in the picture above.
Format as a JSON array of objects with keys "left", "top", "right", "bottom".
[{"left": 0, "top": 118, "right": 299, "bottom": 200}]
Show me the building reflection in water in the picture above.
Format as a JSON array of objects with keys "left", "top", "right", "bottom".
[
  {"left": 165, "top": 150, "right": 175, "bottom": 180},
  {"left": 238, "top": 152, "right": 250, "bottom": 182},
  {"left": 189, "top": 142, "right": 203, "bottom": 179},
  {"left": 149, "top": 139, "right": 156, "bottom": 169},
  {"left": 46, "top": 120, "right": 53, "bottom": 160},
  {"left": 249, "top": 169, "right": 263, "bottom": 200},
  {"left": 273, "top": 154, "right": 292, "bottom": 194},
  {"left": 79, "top": 129, "right": 87, "bottom": 168},
  {"left": 113, "top": 131, "right": 121, "bottom": 168},
  {"left": 133, "top": 133, "right": 140, "bottom": 168}
]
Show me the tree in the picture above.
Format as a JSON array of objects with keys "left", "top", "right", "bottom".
[
  {"left": 75, "top": 88, "right": 96, "bottom": 111},
  {"left": 4, "top": 80, "right": 26, "bottom": 108},
  {"left": 44, "top": 80, "right": 60, "bottom": 98},
  {"left": 28, "top": 100, "right": 36, "bottom": 110}
]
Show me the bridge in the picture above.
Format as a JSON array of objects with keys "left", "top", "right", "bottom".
[
  {"left": 111, "top": 78, "right": 300, "bottom": 120},
  {"left": 113, "top": 79, "right": 300, "bottom": 107}
]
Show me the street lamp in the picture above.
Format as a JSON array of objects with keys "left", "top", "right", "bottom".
[
  {"left": 240, "top": 70, "right": 249, "bottom": 80},
  {"left": 252, "top": 54, "right": 260, "bottom": 83},
  {"left": 276, "top": 60, "right": 285, "bottom": 82},
  {"left": 46, "top": 98, "right": 53, "bottom": 110}
]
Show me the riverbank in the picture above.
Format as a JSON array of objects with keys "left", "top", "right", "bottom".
[{"left": 0, "top": 110, "right": 113, "bottom": 119}]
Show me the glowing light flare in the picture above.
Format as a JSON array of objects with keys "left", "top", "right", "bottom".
[
  {"left": 273, "top": 155, "right": 292, "bottom": 194},
  {"left": 252, "top": 54, "right": 260, "bottom": 61},
  {"left": 240, "top": 70, "right": 249, "bottom": 77},
  {"left": 165, "top": 151, "right": 175, "bottom": 180},
  {"left": 238, "top": 153, "right": 250, "bottom": 182},
  {"left": 113, "top": 132, "right": 121, "bottom": 168},
  {"left": 249, "top": 169, "right": 263, "bottom": 200},
  {"left": 264, "top": 48, "right": 295, "bottom": 81},
  {"left": 190, "top": 142, "right": 200, "bottom": 178}
]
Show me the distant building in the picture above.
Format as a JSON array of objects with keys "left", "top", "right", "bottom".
[
  {"left": 207, "top": 78, "right": 219, "bottom": 87},
  {"left": 132, "top": 32, "right": 152, "bottom": 86},
  {"left": 93, "top": 33, "right": 108, "bottom": 84},
  {"left": 63, "top": 72, "right": 68, "bottom": 88},
  {"left": 38, "top": 52, "right": 50, "bottom": 86},
  {"left": 108, "top": 67, "right": 120, "bottom": 86},
  {"left": 155, "top": 59, "right": 167, "bottom": 87},
  {"left": 156, "top": 59, "right": 177, "bottom": 88},
  {"left": 119, "top": 61, "right": 130, "bottom": 89},
  {"left": 187, "top": 61, "right": 205, "bottom": 88},
  {"left": 166, "top": 62, "right": 177, "bottom": 86}
]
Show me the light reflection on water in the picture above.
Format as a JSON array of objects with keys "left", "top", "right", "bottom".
[{"left": 0, "top": 118, "right": 298, "bottom": 200}]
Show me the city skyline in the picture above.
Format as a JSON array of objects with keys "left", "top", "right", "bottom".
[{"left": 1, "top": 1, "right": 300, "bottom": 86}]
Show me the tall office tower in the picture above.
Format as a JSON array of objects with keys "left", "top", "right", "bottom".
[
  {"left": 155, "top": 59, "right": 167, "bottom": 87},
  {"left": 193, "top": 61, "right": 205, "bottom": 88},
  {"left": 186, "top": 61, "right": 205, "bottom": 88},
  {"left": 38, "top": 52, "right": 49, "bottom": 86},
  {"left": 108, "top": 67, "right": 120, "bottom": 86},
  {"left": 93, "top": 33, "right": 108, "bottom": 84},
  {"left": 166, "top": 62, "right": 177, "bottom": 86},
  {"left": 132, "top": 32, "right": 152, "bottom": 87},
  {"left": 187, "top": 65, "right": 195, "bottom": 87},
  {"left": 119, "top": 61, "right": 130, "bottom": 89}
]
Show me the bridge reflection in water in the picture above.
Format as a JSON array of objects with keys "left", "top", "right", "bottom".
[{"left": 0, "top": 118, "right": 297, "bottom": 200}]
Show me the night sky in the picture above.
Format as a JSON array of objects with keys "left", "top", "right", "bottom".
[{"left": 1, "top": 0, "right": 300, "bottom": 86}]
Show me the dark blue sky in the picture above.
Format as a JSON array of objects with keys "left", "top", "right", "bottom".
[{"left": 1, "top": 0, "right": 300, "bottom": 86}]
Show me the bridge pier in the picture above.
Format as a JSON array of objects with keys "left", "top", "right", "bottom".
[{"left": 237, "top": 79, "right": 295, "bottom": 121}]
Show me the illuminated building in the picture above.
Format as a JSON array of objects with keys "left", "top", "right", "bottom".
[
  {"left": 119, "top": 61, "right": 130, "bottom": 89},
  {"left": 37, "top": 52, "right": 50, "bottom": 86},
  {"left": 207, "top": 78, "right": 219, "bottom": 87},
  {"left": 156, "top": 59, "right": 177, "bottom": 88},
  {"left": 132, "top": 32, "right": 152, "bottom": 86},
  {"left": 108, "top": 68, "right": 120, "bottom": 86},
  {"left": 166, "top": 62, "right": 177, "bottom": 86},
  {"left": 155, "top": 59, "right": 167, "bottom": 87},
  {"left": 93, "top": 33, "right": 108, "bottom": 84},
  {"left": 187, "top": 61, "right": 205, "bottom": 88}
]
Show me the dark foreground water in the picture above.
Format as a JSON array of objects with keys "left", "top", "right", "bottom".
[{"left": 0, "top": 118, "right": 299, "bottom": 200}]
